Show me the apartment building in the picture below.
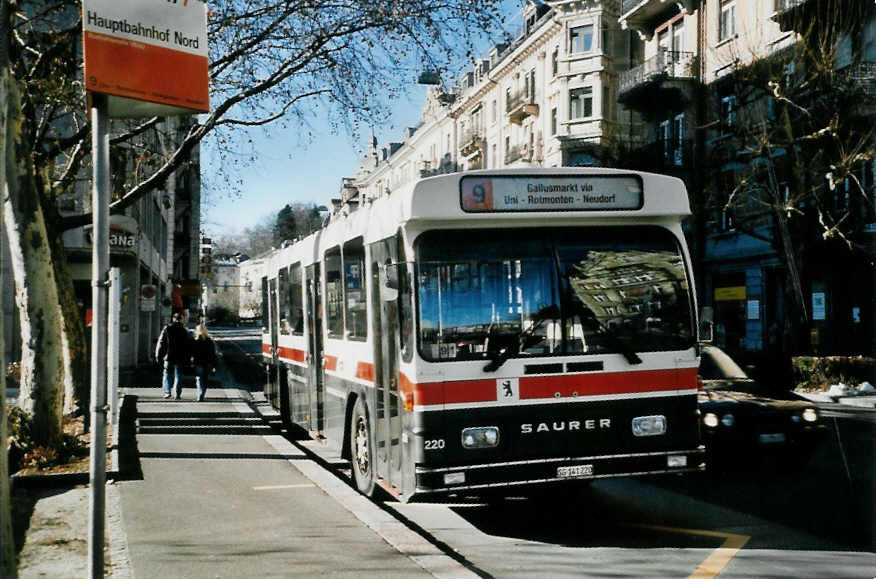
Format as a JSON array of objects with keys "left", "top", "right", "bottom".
[
  {"left": 356, "top": 0, "right": 638, "bottom": 201},
  {"left": 352, "top": 0, "right": 874, "bottom": 363}
]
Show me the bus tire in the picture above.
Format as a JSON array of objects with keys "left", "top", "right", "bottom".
[{"left": 350, "top": 397, "right": 375, "bottom": 497}]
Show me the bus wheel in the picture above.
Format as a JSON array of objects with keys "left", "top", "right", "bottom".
[{"left": 350, "top": 397, "right": 375, "bottom": 496}]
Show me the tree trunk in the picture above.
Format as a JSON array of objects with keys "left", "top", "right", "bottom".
[
  {"left": 0, "top": 65, "right": 20, "bottom": 579},
  {"left": 2, "top": 73, "right": 64, "bottom": 448},
  {"left": 43, "top": 199, "right": 88, "bottom": 420}
]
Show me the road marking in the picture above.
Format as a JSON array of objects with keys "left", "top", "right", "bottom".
[
  {"left": 252, "top": 483, "right": 316, "bottom": 491},
  {"left": 624, "top": 523, "right": 750, "bottom": 578}
]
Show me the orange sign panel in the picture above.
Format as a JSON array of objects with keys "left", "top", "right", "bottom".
[{"left": 83, "top": 0, "right": 209, "bottom": 116}]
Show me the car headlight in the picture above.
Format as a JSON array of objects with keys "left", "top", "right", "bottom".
[
  {"left": 461, "top": 426, "right": 500, "bottom": 449},
  {"left": 720, "top": 413, "right": 735, "bottom": 427},
  {"left": 703, "top": 412, "right": 719, "bottom": 428},
  {"left": 802, "top": 408, "right": 818, "bottom": 423}
]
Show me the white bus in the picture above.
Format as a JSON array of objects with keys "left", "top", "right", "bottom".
[{"left": 260, "top": 168, "right": 704, "bottom": 501}]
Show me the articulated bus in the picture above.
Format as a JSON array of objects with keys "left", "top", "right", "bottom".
[{"left": 260, "top": 168, "right": 704, "bottom": 501}]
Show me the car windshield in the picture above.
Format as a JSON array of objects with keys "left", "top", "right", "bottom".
[
  {"left": 415, "top": 226, "right": 695, "bottom": 362},
  {"left": 699, "top": 346, "right": 749, "bottom": 381}
]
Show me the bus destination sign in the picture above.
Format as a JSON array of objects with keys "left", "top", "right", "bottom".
[{"left": 460, "top": 175, "right": 643, "bottom": 213}]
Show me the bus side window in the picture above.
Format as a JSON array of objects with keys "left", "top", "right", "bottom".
[
  {"left": 290, "top": 263, "right": 304, "bottom": 335},
  {"left": 325, "top": 246, "right": 344, "bottom": 338},
  {"left": 344, "top": 237, "right": 368, "bottom": 340},
  {"left": 260, "top": 276, "right": 269, "bottom": 331},
  {"left": 278, "top": 267, "right": 291, "bottom": 335}
]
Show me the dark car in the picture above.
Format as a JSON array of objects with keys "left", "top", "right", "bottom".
[{"left": 698, "top": 345, "right": 826, "bottom": 468}]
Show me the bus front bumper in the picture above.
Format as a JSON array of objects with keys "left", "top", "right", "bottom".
[{"left": 414, "top": 447, "right": 706, "bottom": 496}]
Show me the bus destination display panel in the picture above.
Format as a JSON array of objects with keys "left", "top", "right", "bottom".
[{"left": 460, "top": 175, "right": 643, "bottom": 213}]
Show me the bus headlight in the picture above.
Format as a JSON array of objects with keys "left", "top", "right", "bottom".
[
  {"left": 802, "top": 408, "right": 818, "bottom": 423},
  {"left": 703, "top": 413, "right": 719, "bottom": 428},
  {"left": 461, "top": 426, "right": 500, "bottom": 449},
  {"left": 631, "top": 415, "right": 666, "bottom": 437},
  {"left": 720, "top": 413, "right": 735, "bottom": 427}
]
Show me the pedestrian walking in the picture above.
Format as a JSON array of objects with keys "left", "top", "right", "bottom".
[
  {"left": 191, "top": 323, "right": 218, "bottom": 401},
  {"left": 155, "top": 312, "right": 191, "bottom": 399}
]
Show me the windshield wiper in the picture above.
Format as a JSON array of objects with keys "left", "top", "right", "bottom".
[
  {"left": 483, "top": 305, "right": 559, "bottom": 372},
  {"left": 572, "top": 304, "right": 642, "bottom": 365}
]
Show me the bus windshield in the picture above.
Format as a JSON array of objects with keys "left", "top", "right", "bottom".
[{"left": 415, "top": 226, "right": 694, "bottom": 363}]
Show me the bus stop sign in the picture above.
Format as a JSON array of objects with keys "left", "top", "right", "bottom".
[{"left": 82, "top": 0, "right": 209, "bottom": 118}]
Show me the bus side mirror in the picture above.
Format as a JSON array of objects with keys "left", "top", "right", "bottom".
[
  {"left": 381, "top": 263, "right": 399, "bottom": 302},
  {"left": 699, "top": 306, "right": 714, "bottom": 343}
]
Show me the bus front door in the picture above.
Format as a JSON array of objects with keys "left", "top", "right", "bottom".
[
  {"left": 305, "top": 264, "right": 325, "bottom": 437},
  {"left": 370, "top": 240, "right": 402, "bottom": 491},
  {"left": 268, "top": 278, "right": 280, "bottom": 408}
]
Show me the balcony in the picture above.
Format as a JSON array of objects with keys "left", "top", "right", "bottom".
[
  {"left": 420, "top": 160, "right": 459, "bottom": 179},
  {"left": 620, "top": 0, "right": 698, "bottom": 38},
  {"left": 458, "top": 127, "right": 484, "bottom": 157},
  {"left": 617, "top": 50, "right": 698, "bottom": 111},
  {"left": 504, "top": 144, "right": 524, "bottom": 165},
  {"left": 506, "top": 89, "right": 539, "bottom": 125}
]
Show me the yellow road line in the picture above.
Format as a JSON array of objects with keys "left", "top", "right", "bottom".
[
  {"left": 623, "top": 523, "right": 751, "bottom": 578},
  {"left": 252, "top": 483, "right": 316, "bottom": 491}
]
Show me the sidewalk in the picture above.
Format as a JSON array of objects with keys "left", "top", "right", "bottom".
[{"left": 13, "top": 363, "right": 474, "bottom": 578}]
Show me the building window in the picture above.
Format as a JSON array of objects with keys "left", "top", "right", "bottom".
[
  {"left": 719, "top": 0, "right": 736, "bottom": 42},
  {"left": 673, "top": 113, "right": 685, "bottom": 166},
  {"left": 551, "top": 107, "right": 557, "bottom": 135},
  {"left": 569, "top": 87, "right": 592, "bottom": 119},
  {"left": 552, "top": 47, "right": 558, "bottom": 76},
  {"left": 570, "top": 25, "right": 594, "bottom": 54},
  {"left": 491, "top": 99, "right": 497, "bottom": 123},
  {"left": 491, "top": 143, "right": 497, "bottom": 168},
  {"left": 720, "top": 94, "right": 737, "bottom": 134}
]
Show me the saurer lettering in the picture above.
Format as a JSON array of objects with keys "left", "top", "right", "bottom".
[{"left": 520, "top": 418, "right": 611, "bottom": 434}]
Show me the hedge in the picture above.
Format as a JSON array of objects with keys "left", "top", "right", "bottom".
[{"left": 792, "top": 356, "right": 876, "bottom": 391}]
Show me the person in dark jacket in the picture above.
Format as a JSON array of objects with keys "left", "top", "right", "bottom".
[
  {"left": 155, "top": 312, "right": 191, "bottom": 399},
  {"left": 191, "top": 323, "right": 218, "bottom": 401}
]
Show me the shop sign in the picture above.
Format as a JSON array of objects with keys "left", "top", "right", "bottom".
[
  {"left": 812, "top": 292, "right": 826, "bottom": 321},
  {"left": 141, "top": 284, "right": 157, "bottom": 312},
  {"left": 714, "top": 286, "right": 746, "bottom": 301}
]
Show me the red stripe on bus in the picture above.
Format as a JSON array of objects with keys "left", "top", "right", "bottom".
[
  {"left": 412, "top": 379, "right": 497, "bottom": 406},
  {"left": 406, "top": 367, "right": 697, "bottom": 407},
  {"left": 519, "top": 368, "right": 697, "bottom": 399},
  {"left": 355, "top": 362, "right": 375, "bottom": 383},
  {"left": 277, "top": 347, "right": 306, "bottom": 363},
  {"left": 262, "top": 343, "right": 272, "bottom": 355},
  {"left": 324, "top": 355, "right": 338, "bottom": 371}
]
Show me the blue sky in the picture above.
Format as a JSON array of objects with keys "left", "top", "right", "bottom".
[
  {"left": 201, "top": 87, "right": 429, "bottom": 236},
  {"left": 201, "top": 2, "right": 524, "bottom": 237}
]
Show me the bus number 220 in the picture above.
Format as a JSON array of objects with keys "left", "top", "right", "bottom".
[{"left": 425, "top": 439, "right": 446, "bottom": 450}]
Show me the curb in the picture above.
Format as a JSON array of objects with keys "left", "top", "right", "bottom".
[
  {"left": 239, "top": 390, "right": 482, "bottom": 579},
  {"left": 797, "top": 391, "right": 876, "bottom": 408}
]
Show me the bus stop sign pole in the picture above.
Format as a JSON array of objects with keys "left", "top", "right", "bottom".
[{"left": 88, "top": 92, "right": 110, "bottom": 579}]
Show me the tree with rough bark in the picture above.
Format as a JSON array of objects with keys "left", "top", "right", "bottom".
[
  {"left": 1, "top": 0, "right": 19, "bottom": 571},
  {"left": 4, "top": 0, "right": 507, "bottom": 447},
  {"left": 705, "top": 2, "right": 874, "bottom": 360}
]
